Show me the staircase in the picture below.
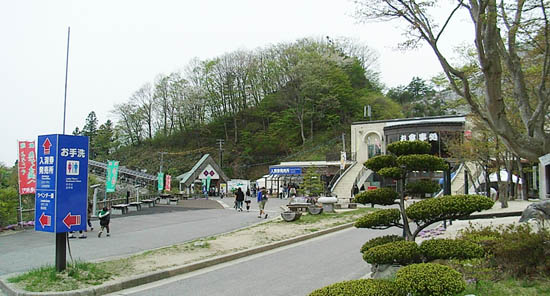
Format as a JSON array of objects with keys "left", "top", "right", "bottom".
[{"left": 331, "top": 162, "right": 364, "bottom": 206}]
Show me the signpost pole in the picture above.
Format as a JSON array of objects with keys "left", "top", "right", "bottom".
[{"left": 55, "top": 233, "right": 67, "bottom": 272}]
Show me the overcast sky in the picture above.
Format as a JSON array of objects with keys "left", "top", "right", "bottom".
[{"left": 0, "top": 0, "right": 471, "bottom": 166}]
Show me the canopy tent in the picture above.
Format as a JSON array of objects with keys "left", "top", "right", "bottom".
[{"left": 489, "top": 170, "right": 522, "bottom": 184}]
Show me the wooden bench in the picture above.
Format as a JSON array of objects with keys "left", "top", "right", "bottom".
[
  {"left": 128, "top": 202, "right": 142, "bottom": 211},
  {"left": 141, "top": 199, "right": 155, "bottom": 207},
  {"left": 287, "top": 203, "right": 310, "bottom": 213},
  {"left": 111, "top": 204, "right": 129, "bottom": 214}
]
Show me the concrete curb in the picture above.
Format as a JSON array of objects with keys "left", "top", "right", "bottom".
[{"left": 0, "top": 222, "right": 355, "bottom": 296}]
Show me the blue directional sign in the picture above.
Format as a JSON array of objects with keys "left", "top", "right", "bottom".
[
  {"left": 35, "top": 134, "right": 89, "bottom": 233},
  {"left": 269, "top": 167, "right": 302, "bottom": 175}
]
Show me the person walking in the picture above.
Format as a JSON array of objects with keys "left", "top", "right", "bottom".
[
  {"left": 257, "top": 187, "right": 268, "bottom": 219},
  {"left": 97, "top": 206, "right": 111, "bottom": 238},
  {"left": 78, "top": 202, "right": 94, "bottom": 238},
  {"left": 244, "top": 188, "right": 251, "bottom": 211},
  {"left": 235, "top": 187, "right": 245, "bottom": 211}
]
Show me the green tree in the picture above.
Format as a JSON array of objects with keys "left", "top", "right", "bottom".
[
  {"left": 353, "top": 0, "right": 550, "bottom": 161},
  {"left": 94, "top": 120, "right": 116, "bottom": 160},
  {"left": 300, "top": 168, "right": 324, "bottom": 197},
  {"left": 354, "top": 140, "right": 493, "bottom": 240}
]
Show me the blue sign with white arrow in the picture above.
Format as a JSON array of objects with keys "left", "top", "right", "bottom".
[{"left": 35, "top": 134, "right": 89, "bottom": 233}]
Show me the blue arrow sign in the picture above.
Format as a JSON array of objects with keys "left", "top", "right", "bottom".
[{"left": 35, "top": 135, "right": 89, "bottom": 233}]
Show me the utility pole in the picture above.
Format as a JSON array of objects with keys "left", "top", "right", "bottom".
[{"left": 216, "top": 139, "right": 224, "bottom": 168}]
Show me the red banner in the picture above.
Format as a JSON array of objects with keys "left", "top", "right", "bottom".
[
  {"left": 18, "top": 141, "right": 37, "bottom": 194},
  {"left": 165, "top": 175, "right": 171, "bottom": 191}
]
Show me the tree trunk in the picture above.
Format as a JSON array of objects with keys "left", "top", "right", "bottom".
[{"left": 516, "top": 157, "right": 529, "bottom": 201}]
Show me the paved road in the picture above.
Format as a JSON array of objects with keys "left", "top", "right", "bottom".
[
  {"left": 0, "top": 197, "right": 288, "bottom": 276},
  {"left": 107, "top": 227, "right": 402, "bottom": 296}
]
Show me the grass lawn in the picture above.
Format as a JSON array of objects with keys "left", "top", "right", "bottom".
[{"left": 460, "top": 278, "right": 550, "bottom": 296}]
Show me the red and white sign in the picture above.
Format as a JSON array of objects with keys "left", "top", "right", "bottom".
[
  {"left": 39, "top": 212, "right": 51, "bottom": 228},
  {"left": 17, "top": 141, "right": 36, "bottom": 194},
  {"left": 165, "top": 175, "right": 171, "bottom": 191},
  {"left": 63, "top": 212, "right": 81, "bottom": 229},
  {"left": 367, "top": 186, "right": 378, "bottom": 191}
]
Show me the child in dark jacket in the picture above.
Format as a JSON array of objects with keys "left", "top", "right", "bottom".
[{"left": 97, "top": 207, "right": 111, "bottom": 237}]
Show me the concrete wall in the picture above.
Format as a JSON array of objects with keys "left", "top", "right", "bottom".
[
  {"left": 351, "top": 122, "right": 386, "bottom": 164},
  {"left": 539, "top": 153, "right": 550, "bottom": 199}
]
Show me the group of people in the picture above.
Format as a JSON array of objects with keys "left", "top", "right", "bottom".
[
  {"left": 234, "top": 187, "right": 269, "bottom": 219},
  {"left": 68, "top": 203, "right": 111, "bottom": 239}
]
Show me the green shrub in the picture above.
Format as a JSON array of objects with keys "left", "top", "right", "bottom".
[
  {"left": 406, "top": 179, "right": 440, "bottom": 198},
  {"left": 364, "top": 155, "right": 397, "bottom": 172},
  {"left": 363, "top": 240, "right": 422, "bottom": 265},
  {"left": 360, "top": 235, "right": 404, "bottom": 254},
  {"left": 406, "top": 194, "right": 494, "bottom": 223},
  {"left": 419, "top": 239, "right": 485, "bottom": 261},
  {"left": 355, "top": 209, "right": 400, "bottom": 229},
  {"left": 378, "top": 167, "right": 404, "bottom": 179},
  {"left": 387, "top": 140, "right": 431, "bottom": 156},
  {"left": 395, "top": 263, "right": 466, "bottom": 296},
  {"left": 486, "top": 224, "right": 550, "bottom": 277},
  {"left": 397, "top": 154, "right": 448, "bottom": 171},
  {"left": 354, "top": 188, "right": 398, "bottom": 206},
  {"left": 309, "top": 279, "right": 403, "bottom": 296}
]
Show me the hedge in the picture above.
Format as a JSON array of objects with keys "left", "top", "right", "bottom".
[
  {"left": 360, "top": 235, "right": 404, "bottom": 254},
  {"left": 363, "top": 240, "right": 422, "bottom": 265},
  {"left": 377, "top": 167, "right": 404, "bottom": 179},
  {"left": 405, "top": 179, "right": 440, "bottom": 197},
  {"left": 364, "top": 155, "right": 397, "bottom": 172},
  {"left": 354, "top": 188, "right": 398, "bottom": 206},
  {"left": 309, "top": 279, "right": 403, "bottom": 296},
  {"left": 395, "top": 263, "right": 466, "bottom": 296},
  {"left": 419, "top": 238, "right": 485, "bottom": 261},
  {"left": 406, "top": 194, "right": 494, "bottom": 223},
  {"left": 387, "top": 140, "right": 431, "bottom": 156},
  {"left": 355, "top": 209, "right": 401, "bottom": 229},
  {"left": 397, "top": 154, "right": 448, "bottom": 172}
]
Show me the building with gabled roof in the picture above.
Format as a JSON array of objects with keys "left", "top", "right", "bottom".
[{"left": 176, "top": 154, "right": 229, "bottom": 195}]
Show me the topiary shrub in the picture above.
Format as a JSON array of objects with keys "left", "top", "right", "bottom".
[
  {"left": 406, "top": 179, "right": 440, "bottom": 198},
  {"left": 360, "top": 235, "right": 404, "bottom": 254},
  {"left": 355, "top": 209, "right": 400, "bottom": 229},
  {"left": 397, "top": 154, "right": 448, "bottom": 171},
  {"left": 395, "top": 263, "right": 466, "bottom": 296},
  {"left": 419, "top": 239, "right": 485, "bottom": 261},
  {"left": 377, "top": 167, "right": 404, "bottom": 179},
  {"left": 354, "top": 188, "right": 398, "bottom": 206},
  {"left": 364, "top": 155, "right": 397, "bottom": 172},
  {"left": 308, "top": 279, "right": 403, "bottom": 296},
  {"left": 387, "top": 140, "right": 431, "bottom": 156},
  {"left": 406, "top": 194, "right": 494, "bottom": 224},
  {"left": 363, "top": 240, "right": 422, "bottom": 265}
]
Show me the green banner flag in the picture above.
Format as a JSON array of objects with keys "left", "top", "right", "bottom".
[
  {"left": 106, "top": 160, "right": 119, "bottom": 193},
  {"left": 158, "top": 172, "right": 164, "bottom": 191}
]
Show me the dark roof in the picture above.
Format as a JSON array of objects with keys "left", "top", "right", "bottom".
[{"left": 176, "top": 154, "right": 229, "bottom": 187}]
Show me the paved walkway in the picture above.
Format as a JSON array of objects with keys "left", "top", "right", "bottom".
[{"left": 0, "top": 197, "right": 290, "bottom": 276}]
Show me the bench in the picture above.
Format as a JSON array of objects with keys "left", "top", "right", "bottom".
[
  {"left": 128, "top": 202, "right": 142, "bottom": 211},
  {"left": 159, "top": 195, "right": 172, "bottom": 205},
  {"left": 111, "top": 204, "right": 129, "bottom": 215},
  {"left": 287, "top": 203, "right": 310, "bottom": 213},
  {"left": 141, "top": 199, "right": 155, "bottom": 207},
  {"left": 169, "top": 198, "right": 179, "bottom": 205}
]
